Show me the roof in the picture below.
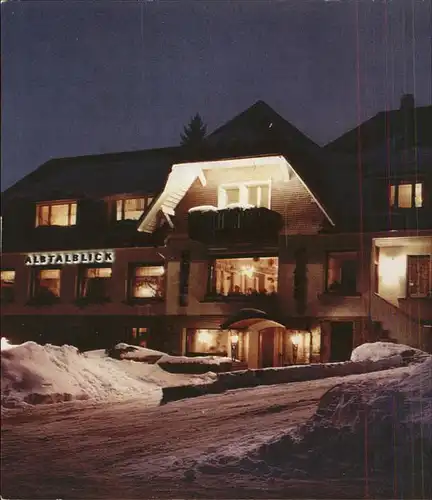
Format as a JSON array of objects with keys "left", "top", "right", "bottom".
[
  {"left": 325, "top": 103, "right": 432, "bottom": 154},
  {"left": 2, "top": 146, "right": 182, "bottom": 204},
  {"left": 3, "top": 100, "right": 340, "bottom": 226}
]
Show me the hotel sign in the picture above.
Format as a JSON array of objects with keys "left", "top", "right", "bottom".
[{"left": 25, "top": 249, "right": 115, "bottom": 266}]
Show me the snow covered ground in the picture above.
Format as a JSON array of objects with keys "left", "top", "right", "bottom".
[
  {"left": 1, "top": 340, "right": 216, "bottom": 409},
  {"left": 2, "top": 340, "right": 431, "bottom": 498}
]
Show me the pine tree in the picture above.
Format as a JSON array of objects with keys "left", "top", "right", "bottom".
[{"left": 180, "top": 113, "right": 207, "bottom": 147}]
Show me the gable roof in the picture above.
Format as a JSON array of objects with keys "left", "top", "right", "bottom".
[{"left": 3, "top": 100, "right": 341, "bottom": 228}]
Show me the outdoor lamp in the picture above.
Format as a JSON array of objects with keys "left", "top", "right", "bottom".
[
  {"left": 291, "top": 334, "right": 301, "bottom": 364},
  {"left": 230, "top": 332, "right": 239, "bottom": 361}
]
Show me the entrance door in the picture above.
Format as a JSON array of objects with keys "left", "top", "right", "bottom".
[
  {"left": 330, "top": 322, "right": 354, "bottom": 362},
  {"left": 259, "top": 329, "right": 275, "bottom": 368}
]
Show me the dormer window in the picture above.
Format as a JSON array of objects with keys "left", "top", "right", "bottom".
[
  {"left": 116, "top": 197, "right": 153, "bottom": 221},
  {"left": 36, "top": 202, "right": 77, "bottom": 227},
  {"left": 218, "top": 182, "right": 271, "bottom": 209},
  {"left": 390, "top": 182, "right": 422, "bottom": 209}
]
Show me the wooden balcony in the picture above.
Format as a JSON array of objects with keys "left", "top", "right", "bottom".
[{"left": 188, "top": 206, "right": 283, "bottom": 244}]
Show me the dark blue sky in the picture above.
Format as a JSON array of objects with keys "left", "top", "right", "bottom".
[{"left": 2, "top": 0, "right": 431, "bottom": 190}]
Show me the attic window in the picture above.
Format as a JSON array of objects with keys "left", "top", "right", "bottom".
[
  {"left": 218, "top": 182, "right": 271, "bottom": 209},
  {"left": 36, "top": 202, "right": 77, "bottom": 227},
  {"left": 116, "top": 197, "right": 153, "bottom": 221}
]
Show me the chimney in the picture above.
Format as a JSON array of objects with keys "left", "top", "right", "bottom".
[{"left": 400, "top": 93, "right": 415, "bottom": 110}]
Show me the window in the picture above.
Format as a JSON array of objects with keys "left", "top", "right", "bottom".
[
  {"left": 32, "top": 269, "right": 61, "bottom": 300},
  {"left": 389, "top": 182, "right": 423, "bottom": 209},
  {"left": 208, "top": 256, "right": 278, "bottom": 297},
  {"left": 187, "top": 329, "right": 230, "bottom": 356},
  {"left": 407, "top": 255, "right": 431, "bottom": 298},
  {"left": 131, "top": 327, "right": 149, "bottom": 346},
  {"left": 219, "top": 182, "right": 271, "bottom": 209},
  {"left": 79, "top": 267, "right": 112, "bottom": 301},
  {"left": 36, "top": 202, "right": 77, "bottom": 227},
  {"left": 1, "top": 270, "right": 15, "bottom": 302},
  {"left": 116, "top": 197, "right": 153, "bottom": 221},
  {"left": 130, "top": 265, "right": 165, "bottom": 299},
  {"left": 326, "top": 252, "right": 358, "bottom": 295}
]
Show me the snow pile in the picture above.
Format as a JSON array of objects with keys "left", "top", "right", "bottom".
[
  {"left": 197, "top": 356, "right": 432, "bottom": 497},
  {"left": 109, "top": 343, "right": 165, "bottom": 362},
  {"left": 158, "top": 355, "right": 232, "bottom": 365},
  {"left": 188, "top": 205, "right": 218, "bottom": 213},
  {"left": 351, "top": 341, "right": 427, "bottom": 364},
  {"left": 1, "top": 341, "right": 217, "bottom": 409},
  {"left": 1, "top": 337, "right": 14, "bottom": 351}
]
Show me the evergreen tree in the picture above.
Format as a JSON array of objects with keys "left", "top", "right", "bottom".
[{"left": 180, "top": 113, "right": 207, "bottom": 147}]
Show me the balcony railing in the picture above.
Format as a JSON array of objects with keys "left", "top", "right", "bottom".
[{"left": 188, "top": 206, "right": 283, "bottom": 244}]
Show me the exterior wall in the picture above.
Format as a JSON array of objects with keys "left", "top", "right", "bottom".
[
  {"left": 174, "top": 163, "right": 326, "bottom": 235},
  {"left": 377, "top": 237, "right": 432, "bottom": 305}
]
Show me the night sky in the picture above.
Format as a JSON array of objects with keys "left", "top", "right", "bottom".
[{"left": 2, "top": 0, "right": 431, "bottom": 190}]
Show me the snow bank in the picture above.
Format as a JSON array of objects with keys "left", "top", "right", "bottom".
[
  {"left": 162, "top": 356, "right": 404, "bottom": 404},
  {"left": 196, "top": 356, "right": 432, "bottom": 497},
  {"left": 351, "top": 341, "right": 427, "bottom": 363},
  {"left": 1, "top": 341, "right": 217, "bottom": 409}
]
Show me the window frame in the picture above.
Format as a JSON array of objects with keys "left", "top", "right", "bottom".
[
  {"left": 30, "top": 267, "right": 62, "bottom": 303},
  {"left": 207, "top": 255, "right": 279, "bottom": 298},
  {"left": 115, "top": 196, "right": 153, "bottom": 221},
  {"left": 128, "top": 262, "right": 166, "bottom": 301},
  {"left": 35, "top": 201, "right": 77, "bottom": 227},
  {"left": 406, "top": 255, "right": 432, "bottom": 298},
  {"left": 325, "top": 250, "right": 359, "bottom": 296},
  {"left": 218, "top": 180, "right": 272, "bottom": 209},
  {"left": 389, "top": 181, "right": 423, "bottom": 209},
  {"left": 77, "top": 265, "right": 113, "bottom": 302},
  {"left": 1, "top": 269, "right": 16, "bottom": 303}
]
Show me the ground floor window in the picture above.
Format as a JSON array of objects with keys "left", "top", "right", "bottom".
[
  {"left": 407, "top": 255, "right": 431, "bottom": 298},
  {"left": 32, "top": 268, "right": 61, "bottom": 301},
  {"left": 131, "top": 327, "right": 150, "bottom": 347},
  {"left": 282, "top": 329, "right": 321, "bottom": 364},
  {"left": 1, "top": 270, "right": 15, "bottom": 302},
  {"left": 209, "top": 256, "right": 278, "bottom": 297},
  {"left": 186, "top": 329, "right": 247, "bottom": 361}
]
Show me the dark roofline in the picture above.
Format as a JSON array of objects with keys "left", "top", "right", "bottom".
[{"left": 325, "top": 104, "right": 432, "bottom": 150}]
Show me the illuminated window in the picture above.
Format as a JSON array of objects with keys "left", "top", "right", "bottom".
[
  {"left": 79, "top": 267, "right": 112, "bottom": 301},
  {"left": 131, "top": 327, "right": 149, "bottom": 346},
  {"left": 36, "top": 202, "right": 77, "bottom": 227},
  {"left": 116, "top": 197, "right": 152, "bottom": 221},
  {"left": 32, "top": 269, "right": 61, "bottom": 300},
  {"left": 188, "top": 329, "right": 230, "bottom": 356},
  {"left": 218, "top": 182, "right": 271, "bottom": 209},
  {"left": 389, "top": 182, "right": 423, "bottom": 209},
  {"left": 407, "top": 255, "right": 431, "bottom": 298},
  {"left": 326, "top": 252, "right": 358, "bottom": 295},
  {"left": 1, "top": 270, "right": 15, "bottom": 302},
  {"left": 208, "top": 256, "right": 278, "bottom": 297},
  {"left": 398, "top": 184, "right": 412, "bottom": 208},
  {"left": 415, "top": 183, "right": 423, "bottom": 208},
  {"left": 130, "top": 265, "right": 165, "bottom": 299}
]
